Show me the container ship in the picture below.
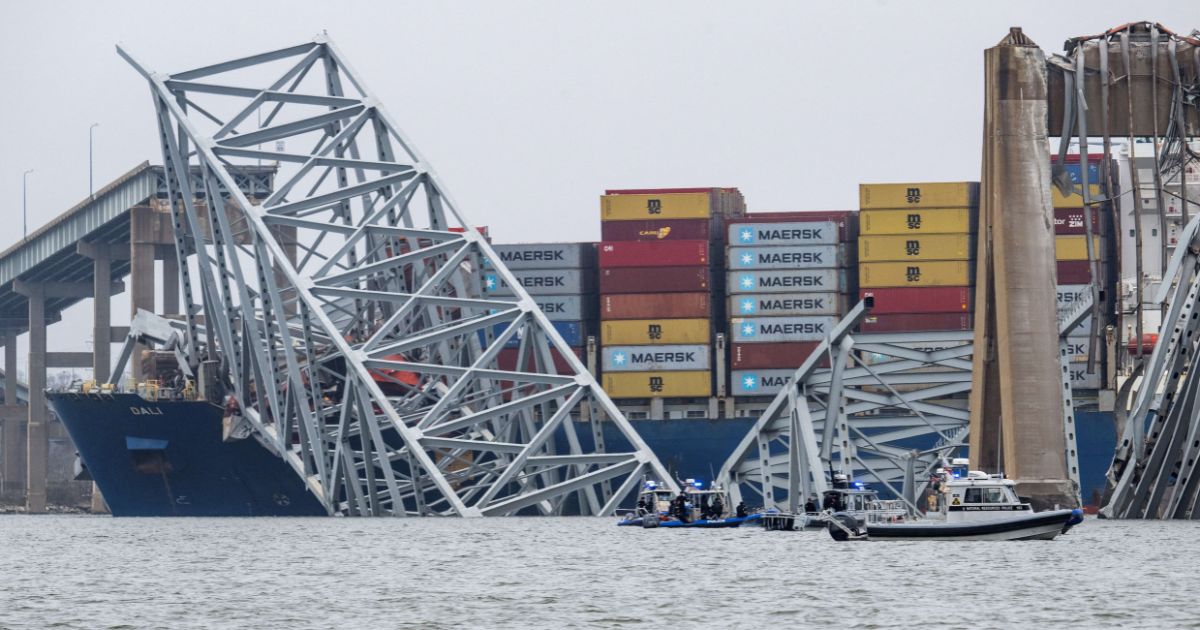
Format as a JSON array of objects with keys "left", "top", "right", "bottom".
[{"left": 52, "top": 167, "right": 1131, "bottom": 515}]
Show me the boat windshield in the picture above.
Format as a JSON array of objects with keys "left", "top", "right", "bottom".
[{"left": 964, "top": 487, "right": 1011, "bottom": 504}]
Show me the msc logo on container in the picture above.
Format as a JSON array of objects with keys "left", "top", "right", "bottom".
[
  {"left": 905, "top": 266, "right": 921, "bottom": 283},
  {"left": 905, "top": 240, "right": 920, "bottom": 256},
  {"left": 647, "top": 324, "right": 663, "bottom": 340},
  {"left": 647, "top": 199, "right": 662, "bottom": 215},
  {"left": 906, "top": 187, "right": 921, "bottom": 204},
  {"left": 648, "top": 376, "right": 664, "bottom": 393},
  {"left": 906, "top": 213, "right": 922, "bottom": 230}
]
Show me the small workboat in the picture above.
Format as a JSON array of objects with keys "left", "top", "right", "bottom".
[
  {"left": 827, "top": 459, "right": 1085, "bottom": 541},
  {"left": 617, "top": 479, "right": 762, "bottom": 528},
  {"left": 761, "top": 475, "right": 907, "bottom": 531}
]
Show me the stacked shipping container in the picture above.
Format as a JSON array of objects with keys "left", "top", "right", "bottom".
[
  {"left": 597, "top": 188, "right": 745, "bottom": 399},
  {"left": 1052, "top": 156, "right": 1114, "bottom": 391},
  {"left": 487, "top": 243, "right": 597, "bottom": 373},
  {"left": 857, "top": 182, "right": 980, "bottom": 332},
  {"left": 725, "top": 211, "right": 858, "bottom": 397}
]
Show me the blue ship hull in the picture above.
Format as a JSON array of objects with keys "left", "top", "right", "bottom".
[
  {"left": 49, "top": 393, "right": 1118, "bottom": 516},
  {"left": 47, "top": 393, "right": 325, "bottom": 516}
]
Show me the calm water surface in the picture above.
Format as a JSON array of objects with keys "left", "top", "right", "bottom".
[{"left": 0, "top": 515, "right": 1192, "bottom": 629}]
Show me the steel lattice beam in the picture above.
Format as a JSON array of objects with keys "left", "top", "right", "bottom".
[
  {"left": 118, "top": 35, "right": 675, "bottom": 516},
  {"left": 1103, "top": 214, "right": 1200, "bottom": 518},
  {"left": 716, "top": 301, "right": 976, "bottom": 515}
]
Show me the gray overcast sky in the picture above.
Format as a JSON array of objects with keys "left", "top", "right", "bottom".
[{"left": 0, "top": 0, "right": 1195, "bottom": 361}]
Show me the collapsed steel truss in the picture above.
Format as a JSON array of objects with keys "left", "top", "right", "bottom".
[
  {"left": 118, "top": 36, "right": 674, "bottom": 516},
  {"left": 1045, "top": 22, "right": 1200, "bottom": 518},
  {"left": 717, "top": 301, "right": 1093, "bottom": 513},
  {"left": 1103, "top": 214, "right": 1200, "bottom": 518},
  {"left": 716, "top": 301, "right": 976, "bottom": 514}
]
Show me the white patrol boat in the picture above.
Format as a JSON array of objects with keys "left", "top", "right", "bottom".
[{"left": 827, "top": 459, "right": 1084, "bottom": 541}]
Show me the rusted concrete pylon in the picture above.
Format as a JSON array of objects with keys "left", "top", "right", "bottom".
[{"left": 969, "top": 28, "right": 1078, "bottom": 510}]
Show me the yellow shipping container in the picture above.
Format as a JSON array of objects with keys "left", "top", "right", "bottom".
[
  {"left": 858, "top": 234, "right": 974, "bottom": 262},
  {"left": 859, "top": 261, "right": 974, "bottom": 288},
  {"left": 859, "top": 182, "right": 979, "bottom": 209},
  {"left": 602, "top": 318, "right": 710, "bottom": 345},
  {"left": 1051, "top": 184, "right": 1102, "bottom": 209},
  {"left": 859, "top": 208, "right": 975, "bottom": 235},
  {"left": 603, "top": 371, "right": 712, "bottom": 398},
  {"left": 602, "top": 192, "right": 711, "bottom": 221},
  {"left": 1055, "top": 235, "right": 1104, "bottom": 261}
]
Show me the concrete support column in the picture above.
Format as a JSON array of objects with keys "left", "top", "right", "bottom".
[
  {"left": 130, "top": 206, "right": 158, "bottom": 382},
  {"left": 160, "top": 246, "right": 180, "bottom": 316},
  {"left": 23, "top": 287, "right": 47, "bottom": 513},
  {"left": 1, "top": 333, "right": 23, "bottom": 497},
  {"left": 92, "top": 251, "right": 112, "bottom": 383}
]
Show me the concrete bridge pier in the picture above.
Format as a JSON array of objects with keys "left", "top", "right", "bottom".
[{"left": 1, "top": 332, "right": 24, "bottom": 501}]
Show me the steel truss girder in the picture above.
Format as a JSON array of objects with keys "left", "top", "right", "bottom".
[
  {"left": 119, "top": 35, "right": 675, "bottom": 516},
  {"left": 716, "top": 302, "right": 976, "bottom": 515},
  {"left": 1103, "top": 214, "right": 1200, "bottom": 519}
]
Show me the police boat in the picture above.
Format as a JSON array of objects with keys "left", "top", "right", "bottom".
[
  {"left": 826, "top": 459, "right": 1085, "bottom": 541},
  {"left": 617, "top": 479, "right": 763, "bottom": 529},
  {"left": 761, "top": 474, "right": 907, "bottom": 531}
]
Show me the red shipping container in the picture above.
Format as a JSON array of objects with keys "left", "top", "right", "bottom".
[
  {"left": 731, "top": 342, "right": 827, "bottom": 369},
  {"left": 1057, "top": 260, "right": 1093, "bottom": 284},
  {"left": 602, "top": 293, "right": 711, "bottom": 319},
  {"left": 743, "top": 210, "right": 859, "bottom": 241},
  {"left": 497, "top": 347, "right": 583, "bottom": 374},
  {"left": 600, "top": 218, "right": 714, "bottom": 242},
  {"left": 860, "top": 313, "right": 973, "bottom": 333},
  {"left": 599, "top": 240, "right": 709, "bottom": 268},
  {"left": 1054, "top": 208, "right": 1104, "bottom": 235},
  {"left": 859, "top": 287, "right": 973, "bottom": 314},
  {"left": 600, "top": 266, "right": 710, "bottom": 294}
]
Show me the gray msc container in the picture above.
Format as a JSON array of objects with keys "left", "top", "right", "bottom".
[
  {"left": 728, "top": 269, "right": 847, "bottom": 294},
  {"left": 600, "top": 344, "right": 711, "bottom": 372},
  {"left": 728, "top": 292, "right": 846, "bottom": 317},
  {"left": 488, "top": 243, "right": 596, "bottom": 270},
  {"left": 729, "top": 315, "right": 838, "bottom": 342},
  {"left": 727, "top": 244, "right": 848, "bottom": 270},
  {"left": 484, "top": 268, "right": 595, "bottom": 296},
  {"left": 728, "top": 220, "right": 840, "bottom": 246}
]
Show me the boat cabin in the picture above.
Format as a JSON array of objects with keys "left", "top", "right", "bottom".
[
  {"left": 927, "top": 458, "right": 1031, "bottom": 522},
  {"left": 818, "top": 475, "right": 907, "bottom": 523},
  {"left": 634, "top": 479, "right": 730, "bottom": 521}
]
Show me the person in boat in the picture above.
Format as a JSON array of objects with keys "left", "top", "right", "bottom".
[
  {"left": 636, "top": 498, "right": 649, "bottom": 516},
  {"left": 736, "top": 501, "right": 748, "bottom": 518},
  {"left": 709, "top": 495, "right": 724, "bottom": 519},
  {"left": 672, "top": 493, "right": 690, "bottom": 522},
  {"left": 804, "top": 495, "right": 818, "bottom": 513}
]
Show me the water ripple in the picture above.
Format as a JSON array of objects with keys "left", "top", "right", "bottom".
[{"left": 0, "top": 516, "right": 1187, "bottom": 628}]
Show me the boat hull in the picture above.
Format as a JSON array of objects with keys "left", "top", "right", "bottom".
[
  {"left": 618, "top": 514, "right": 762, "bottom": 528},
  {"left": 48, "top": 393, "right": 326, "bottom": 517},
  {"left": 864, "top": 509, "right": 1080, "bottom": 541}
]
